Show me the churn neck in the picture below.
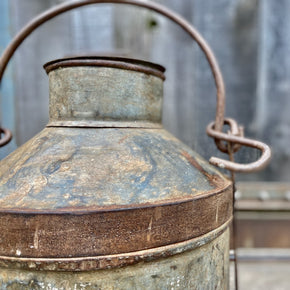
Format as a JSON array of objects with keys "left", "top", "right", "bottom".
[{"left": 44, "top": 56, "right": 165, "bottom": 128}]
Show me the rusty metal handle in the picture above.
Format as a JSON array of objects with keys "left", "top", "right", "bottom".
[
  {"left": 207, "top": 119, "right": 271, "bottom": 172},
  {"left": 0, "top": 0, "right": 226, "bottom": 149},
  {"left": 0, "top": 127, "right": 12, "bottom": 148}
]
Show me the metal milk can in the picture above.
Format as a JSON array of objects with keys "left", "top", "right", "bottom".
[{"left": 0, "top": 1, "right": 271, "bottom": 289}]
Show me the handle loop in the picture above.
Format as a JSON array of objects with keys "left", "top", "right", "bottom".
[
  {"left": 0, "top": 0, "right": 226, "bottom": 150},
  {"left": 207, "top": 119, "right": 271, "bottom": 172},
  {"left": 0, "top": 127, "right": 12, "bottom": 148}
]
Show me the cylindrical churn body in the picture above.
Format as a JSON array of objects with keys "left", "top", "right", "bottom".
[{"left": 0, "top": 57, "right": 232, "bottom": 289}]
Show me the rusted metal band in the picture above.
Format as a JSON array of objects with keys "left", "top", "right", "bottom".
[
  {"left": 0, "top": 127, "right": 12, "bottom": 147},
  {"left": 0, "top": 220, "right": 230, "bottom": 272},
  {"left": 0, "top": 0, "right": 226, "bottom": 149},
  {"left": 44, "top": 57, "right": 166, "bottom": 80},
  {"left": 0, "top": 184, "right": 232, "bottom": 260}
]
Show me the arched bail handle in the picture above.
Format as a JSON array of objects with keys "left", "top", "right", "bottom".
[
  {"left": 207, "top": 119, "right": 271, "bottom": 173},
  {"left": 0, "top": 0, "right": 226, "bottom": 151}
]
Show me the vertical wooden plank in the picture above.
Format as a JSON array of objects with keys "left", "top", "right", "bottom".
[
  {"left": 70, "top": 5, "right": 113, "bottom": 53},
  {"left": 254, "top": 0, "right": 290, "bottom": 180},
  {"left": 0, "top": 0, "right": 17, "bottom": 158},
  {"left": 155, "top": 0, "right": 197, "bottom": 148},
  {"left": 10, "top": 0, "right": 72, "bottom": 146},
  {"left": 113, "top": 0, "right": 197, "bottom": 146},
  {"left": 10, "top": 0, "right": 113, "bottom": 146},
  {"left": 192, "top": 0, "right": 260, "bottom": 180}
]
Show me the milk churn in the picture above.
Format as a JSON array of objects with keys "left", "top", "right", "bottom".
[{"left": 0, "top": 1, "right": 271, "bottom": 289}]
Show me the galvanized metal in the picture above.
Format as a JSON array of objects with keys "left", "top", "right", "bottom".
[
  {"left": 0, "top": 57, "right": 232, "bottom": 288},
  {"left": 0, "top": 2, "right": 273, "bottom": 289},
  {"left": 44, "top": 57, "right": 166, "bottom": 80},
  {"left": 3, "top": 1, "right": 276, "bottom": 288},
  {"left": 44, "top": 57, "right": 164, "bottom": 127},
  {"left": 0, "top": 227, "right": 230, "bottom": 289}
]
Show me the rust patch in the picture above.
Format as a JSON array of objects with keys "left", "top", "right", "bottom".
[
  {"left": 118, "top": 135, "right": 129, "bottom": 144},
  {"left": 0, "top": 221, "right": 230, "bottom": 272},
  {"left": 0, "top": 185, "right": 232, "bottom": 260}
]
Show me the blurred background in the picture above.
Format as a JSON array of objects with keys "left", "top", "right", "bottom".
[{"left": 0, "top": 0, "right": 290, "bottom": 288}]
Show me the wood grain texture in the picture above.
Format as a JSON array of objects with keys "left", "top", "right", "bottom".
[
  {"left": 254, "top": 0, "right": 290, "bottom": 180},
  {"left": 8, "top": 0, "right": 114, "bottom": 147}
]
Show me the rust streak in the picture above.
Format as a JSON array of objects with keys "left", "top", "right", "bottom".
[
  {"left": 181, "top": 151, "right": 225, "bottom": 188},
  {"left": 181, "top": 151, "right": 204, "bottom": 173},
  {"left": 118, "top": 135, "right": 129, "bottom": 144}
]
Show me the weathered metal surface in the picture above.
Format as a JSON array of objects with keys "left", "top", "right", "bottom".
[
  {"left": 0, "top": 57, "right": 232, "bottom": 280},
  {"left": 45, "top": 57, "right": 164, "bottom": 126},
  {"left": 0, "top": 129, "right": 230, "bottom": 209},
  {"left": 0, "top": 221, "right": 230, "bottom": 272},
  {"left": 44, "top": 56, "right": 166, "bottom": 80},
  {"left": 0, "top": 59, "right": 230, "bottom": 208},
  {"left": 0, "top": 6, "right": 234, "bottom": 282},
  {"left": 0, "top": 228, "right": 230, "bottom": 289},
  {"left": 0, "top": 125, "right": 232, "bottom": 260}
]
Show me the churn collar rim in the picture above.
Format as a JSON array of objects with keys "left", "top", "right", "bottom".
[{"left": 43, "top": 55, "right": 166, "bottom": 80}]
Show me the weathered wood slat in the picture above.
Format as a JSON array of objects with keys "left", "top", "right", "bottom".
[
  {"left": 254, "top": 0, "right": 290, "bottom": 180},
  {"left": 0, "top": 0, "right": 17, "bottom": 158},
  {"left": 9, "top": 0, "right": 113, "bottom": 146}
]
